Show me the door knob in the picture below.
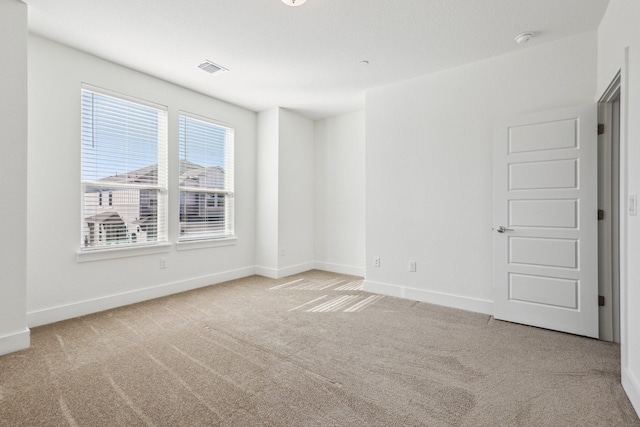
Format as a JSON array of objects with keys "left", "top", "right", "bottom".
[{"left": 496, "top": 226, "right": 513, "bottom": 233}]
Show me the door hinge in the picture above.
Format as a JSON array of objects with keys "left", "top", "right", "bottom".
[
  {"left": 599, "top": 295, "right": 605, "bottom": 307},
  {"left": 598, "top": 209, "right": 605, "bottom": 220},
  {"left": 598, "top": 124, "right": 605, "bottom": 135}
]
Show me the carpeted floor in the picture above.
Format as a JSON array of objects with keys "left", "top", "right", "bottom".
[{"left": 1, "top": 270, "right": 638, "bottom": 426}]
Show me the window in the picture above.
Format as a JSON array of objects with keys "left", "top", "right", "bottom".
[
  {"left": 178, "top": 113, "right": 234, "bottom": 241},
  {"left": 81, "top": 86, "right": 168, "bottom": 250}
]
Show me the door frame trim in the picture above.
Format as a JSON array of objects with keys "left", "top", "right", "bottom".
[
  {"left": 596, "top": 49, "right": 640, "bottom": 416},
  {"left": 597, "top": 71, "right": 621, "bottom": 342}
]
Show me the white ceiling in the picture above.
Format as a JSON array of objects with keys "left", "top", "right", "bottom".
[{"left": 26, "top": 0, "right": 609, "bottom": 120}]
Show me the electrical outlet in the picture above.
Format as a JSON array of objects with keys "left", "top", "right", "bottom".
[
  {"left": 409, "top": 260, "right": 417, "bottom": 272},
  {"left": 160, "top": 257, "right": 167, "bottom": 269},
  {"left": 373, "top": 256, "right": 380, "bottom": 267}
]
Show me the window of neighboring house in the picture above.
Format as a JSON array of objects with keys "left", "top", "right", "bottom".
[
  {"left": 81, "top": 85, "right": 168, "bottom": 250},
  {"left": 178, "top": 113, "right": 234, "bottom": 241}
]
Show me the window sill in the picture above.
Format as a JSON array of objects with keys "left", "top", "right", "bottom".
[
  {"left": 76, "top": 243, "right": 172, "bottom": 263},
  {"left": 176, "top": 236, "right": 237, "bottom": 251}
]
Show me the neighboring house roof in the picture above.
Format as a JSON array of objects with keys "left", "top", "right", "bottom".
[
  {"left": 132, "top": 216, "right": 157, "bottom": 225},
  {"left": 85, "top": 211, "right": 125, "bottom": 224},
  {"left": 97, "top": 164, "right": 159, "bottom": 185},
  {"left": 93, "top": 160, "right": 225, "bottom": 188},
  {"left": 180, "top": 164, "right": 224, "bottom": 189}
]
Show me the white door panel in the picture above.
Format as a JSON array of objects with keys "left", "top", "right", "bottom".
[
  {"left": 509, "top": 237, "right": 578, "bottom": 269},
  {"left": 508, "top": 118, "right": 577, "bottom": 153},
  {"left": 509, "top": 159, "right": 577, "bottom": 190},
  {"left": 509, "top": 274, "right": 578, "bottom": 309},
  {"left": 509, "top": 199, "right": 578, "bottom": 228},
  {"left": 494, "top": 105, "right": 598, "bottom": 338}
]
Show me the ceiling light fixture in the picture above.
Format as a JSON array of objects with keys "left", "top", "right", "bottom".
[
  {"left": 514, "top": 32, "right": 534, "bottom": 45},
  {"left": 281, "top": 0, "right": 307, "bottom": 6}
]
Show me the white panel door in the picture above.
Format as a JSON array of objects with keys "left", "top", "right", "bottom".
[{"left": 493, "top": 105, "right": 598, "bottom": 338}]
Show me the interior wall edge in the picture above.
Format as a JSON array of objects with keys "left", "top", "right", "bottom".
[
  {"left": 27, "top": 266, "right": 256, "bottom": 328},
  {"left": 622, "top": 367, "right": 640, "bottom": 416},
  {"left": 277, "top": 261, "right": 315, "bottom": 278},
  {"left": 27, "top": 260, "right": 363, "bottom": 329},
  {"left": 254, "top": 266, "right": 280, "bottom": 279},
  {"left": 255, "top": 262, "right": 315, "bottom": 280},
  {"left": 364, "top": 280, "right": 493, "bottom": 315},
  {"left": 313, "top": 262, "right": 365, "bottom": 278},
  {"left": 0, "top": 328, "right": 30, "bottom": 356}
]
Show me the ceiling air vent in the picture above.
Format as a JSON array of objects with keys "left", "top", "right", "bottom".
[{"left": 197, "top": 60, "right": 228, "bottom": 75}]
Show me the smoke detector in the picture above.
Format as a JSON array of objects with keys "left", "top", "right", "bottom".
[
  {"left": 197, "top": 60, "right": 228, "bottom": 75},
  {"left": 282, "top": 0, "right": 307, "bottom": 6},
  {"left": 514, "top": 32, "right": 534, "bottom": 45}
]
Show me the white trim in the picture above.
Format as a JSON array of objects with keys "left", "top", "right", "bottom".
[
  {"left": 255, "top": 261, "right": 314, "bottom": 279},
  {"left": 83, "top": 181, "right": 165, "bottom": 191},
  {"left": 277, "top": 262, "right": 314, "bottom": 278},
  {"left": 595, "top": 52, "right": 636, "bottom": 417},
  {"left": 179, "top": 110, "right": 234, "bottom": 130},
  {"left": 314, "top": 261, "right": 365, "bottom": 277},
  {"left": 363, "top": 280, "right": 404, "bottom": 298},
  {"left": 622, "top": 367, "right": 640, "bottom": 417},
  {"left": 27, "top": 266, "right": 255, "bottom": 327},
  {"left": 81, "top": 83, "right": 168, "bottom": 111},
  {"left": 0, "top": 328, "right": 30, "bottom": 356},
  {"left": 176, "top": 236, "right": 237, "bottom": 251},
  {"left": 77, "top": 242, "right": 172, "bottom": 262},
  {"left": 619, "top": 48, "right": 632, "bottom": 405},
  {"left": 363, "top": 280, "right": 493, "bottom": 315},
  {"left": 255, "top": 266, "right": 279, "bottom": 279}
]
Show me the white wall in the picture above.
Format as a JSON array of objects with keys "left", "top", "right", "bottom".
[
  {"left": 598, "top": 0, "right": 640, "bottom": 415},
  {"left": 278, "top": 109, "right": 315, "bottom": 275},
  {"left": 255, "top": 107, "right": 315, "bottom": 278},
  {"left": 27, "top": 35, "right": 257, "bottom": 326},
  {"left": 0, "top": 0, "right": 29, "bottom": 355},
  {"left": 314, "top": 111, "right": 366, "bottom": 276},
  {"left": 364, "top": 32, "right": 598, "bottom": 314},
  {"left": 256, "top": 108, "right": 280, "bottom": 272}
]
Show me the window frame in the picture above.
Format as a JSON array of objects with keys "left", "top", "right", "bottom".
[
  {"left": 178, "top": 111, "right": 235, "bottom": 242},
  {"left": 80, "top": 84, "right": 169, "bottom": 253}
]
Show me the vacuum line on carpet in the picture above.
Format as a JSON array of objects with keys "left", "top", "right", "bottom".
[
  {"left": 58, "top": 396, "right": 80, "bottom": 427},
  {"left": 147, "top": 352, "right": 224, "bottom": 418},
  {"left": 105, "top": 373, "right": 156, "bottom": 427}
]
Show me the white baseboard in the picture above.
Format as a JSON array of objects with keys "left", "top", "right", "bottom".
[
  {"left": 255, "top": 262, "right": 314, "bottom": 279},
  {"left": 364, "top": 280, "right": 404, "bottom": 298},
  {"left": 254, "top": 266, "right": 279, "bottom": 279},
  {"left": 278, "top": 261, "right": 314, "bottom": 278},
  {"left": 0, "top": 328, "right": 30, "bottom": 356},
  {"left": 314, "top": 261, "right": 364, "bottom": 277},
  {"left": 363, "top": 280, "right": 493, "bottom": 315},
  {"left": 27, "top": 266, "right": 256, "bottom": 327},
  {"left": 623, "top": 366, "right": 640, "bottom": 419}
]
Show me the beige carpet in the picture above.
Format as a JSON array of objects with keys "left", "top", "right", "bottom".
[{"left": 1, "top": 270, "right": 638, "bottom": 426}]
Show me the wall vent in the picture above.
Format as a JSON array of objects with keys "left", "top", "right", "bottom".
[{"left": 197, "top": 60, "right": 228, "bottom": 75}]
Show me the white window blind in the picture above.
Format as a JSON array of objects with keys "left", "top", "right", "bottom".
[
  {"left": 179, "top": 113, "right": 234, "bottom": 241},
  {"left": 81, "top": 86, "right": 168, "bottom": 250}
]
